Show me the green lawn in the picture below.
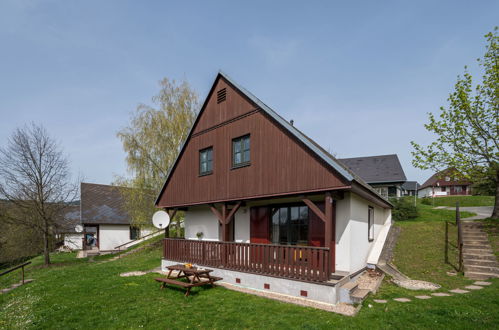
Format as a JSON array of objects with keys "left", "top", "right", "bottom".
[
  {"left": 424, "top": 195, "right": 495, "bottom": 207},
  {"left": 1, "top": 211, "right": 498, "bottom": 329},
  {"left": 410, "top": 203, "right": 475, "bottom": 222}
]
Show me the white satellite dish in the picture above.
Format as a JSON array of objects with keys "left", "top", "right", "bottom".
[
  {"left": 75, "top": 224, "right": 83, "bottom": 233},
  {"left": 152, "top": 210, "right": 170, "bottom": 229}
]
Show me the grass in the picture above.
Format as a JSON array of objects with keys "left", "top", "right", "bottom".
[
  {"left": 424, "top": 196, "right": 495, "bottom": 207},
  {"left": 1, "top": 209, "right": 498, "bottom": 329},
  {"left": 407, "top": 203, "right": 475, "bottom": 222}
]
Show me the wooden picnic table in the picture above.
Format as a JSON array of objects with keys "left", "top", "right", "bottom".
[{"left": 155, "top": 264, "right": 222, "bottom": 297}]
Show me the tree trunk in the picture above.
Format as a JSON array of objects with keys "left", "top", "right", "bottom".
[
  {"left": 493, "top": 170, "right": 499, "bottom": 219},
  {"left": 43, "top": 223, "right": 51, "bottom": 266}
]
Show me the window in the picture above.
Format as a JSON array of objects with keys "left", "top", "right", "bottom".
[
  {"left": 199, "top": 147, "right": 213, "bottom": 175},
  {"left": 270, "top": 205, "right": 308, "bottom": 245},
  {"left": 232, "top": 135, "right": 250, "bottom": 167},
  {"left": 374, "top": 187, "right": 388, "bottom": 198},
  {"left": 441, "top": 187, "right": 446, "bottom": 192},
  {"left": 368, "top": 206, "right": 374, "bottom": 242},
  {"left": 130, "top": 227, "right": 140, "bottom": 240},
  {"left": 455, "top": 186, "right": 462, "bottom": 193},
  {"left": 445, "top": 176, "right": 450, "bottom": 181}
]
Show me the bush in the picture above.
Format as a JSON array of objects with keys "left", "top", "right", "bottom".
[
  {"left": 421, "top": 197, "right": 432, "bottom": 205},
  {"left": 390, "top": 197, "right": 419, "bottom": 221}
]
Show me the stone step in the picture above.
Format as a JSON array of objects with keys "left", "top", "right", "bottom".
[
  {"left": 463, "top": 248, "right": 493, "bottom": 254},
  {"left": 465, "top": 271, "right": 499, "bottom": 280},
  {"left": 463, "top": 253, "right": 496, "bottom": 261},
  {"left": 464, "top": 259, "right": 499, "bottom": 267},
  {"left": 463, "top": 244, "right": 492, "bottom": 250},
  {"left": 465, "top": 264, "right": 499, "bottom": 273},
  {"left": 462, "top": 239, "right": 490, "bottom": 244},
  {"left": 340, "top": 281, "right": 358, "bottom": 292}
]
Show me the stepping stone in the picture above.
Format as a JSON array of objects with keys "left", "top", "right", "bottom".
[
  {"left": 465, "top": 285, "right": 484, "bottom": 290},
  {"left": 373, "top": 299, "right": 387, "bottom": 304},
  {"left": 415, "top": 295, "right": 432, "bottom": 299},
  {"left": 431, "top": 292, "right": 452, "bottom": 297},
  {"left": 393, "top": 298, "right": 411, "bottom": 302},
  {"left": 474, "top": 281, "right": 492, "bottom": 286},
  {"left": 449, "top": 289, "right": 469, "bottom": 294}
]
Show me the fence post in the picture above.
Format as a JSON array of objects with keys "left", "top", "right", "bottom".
[{"left": 445, "top": 221, "right": 449, "bottom": 264}]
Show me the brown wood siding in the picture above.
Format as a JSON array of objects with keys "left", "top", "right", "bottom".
[
  {"left": 157, "top": 77, "right": 348, "bottom": 208},
  {"left": 193, "top": 78, "right": 256, "bottom": 135}
]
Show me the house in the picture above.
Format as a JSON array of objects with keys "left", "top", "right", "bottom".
[
  {"left": 60, "top": 183, "right": 155, "bottom": 253},
  {"left": 418, "top": 168, "right": 472, "bottom": 197},
  {"left": 402, "top": 181, "right": 420, "bottom": 196},
  {"left": 155, "top": 71, "right": 393, "bottom": 305},
  {"left": 55, "top": 205, "right": 82, "bottom": 250},
  {"left": 338, "top": 154, "right": 407, "bottom": 198}
]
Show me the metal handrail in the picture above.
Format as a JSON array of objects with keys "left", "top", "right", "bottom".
[
  {"left": 456, "top": 202, "right": 464, "bottom": 272},
  {"left": 0, "top": 261, "right": 31, "bottom": 284},
  {"left": 114, "top": 228, "right": 164, "bottom": 250}
]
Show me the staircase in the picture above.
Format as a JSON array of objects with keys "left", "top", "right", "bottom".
[{"left": 462, "top": 222, "right": 499, "bottom": 280}]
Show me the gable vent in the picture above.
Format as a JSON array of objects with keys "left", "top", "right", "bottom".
[{"left": 217, "top": 88, "right": 227, "bottom": 103}]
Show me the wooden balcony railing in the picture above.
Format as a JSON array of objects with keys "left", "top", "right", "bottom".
[{"left": 163, "top": 239, "right": 330, "bottom": 282}]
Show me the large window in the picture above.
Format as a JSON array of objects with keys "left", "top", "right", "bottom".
[
  {"left": 199, "top": 147, "right": 213, "bottom": 175},
  {"left": 271, "top": 205, "right": 309, "bottom": 245},
  {"left": 232, "top": 135, "right": 250, "bottom": 167},
  {"left": 368, "top": 206, "right": 374, "bottom": 242}
]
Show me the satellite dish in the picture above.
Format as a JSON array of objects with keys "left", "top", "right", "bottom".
[
  {"left": 75, "top": 224, "right": 83, "bottom": 233},
  {"left": 152, "top": 211, "right": 170, "bottom": 229}
]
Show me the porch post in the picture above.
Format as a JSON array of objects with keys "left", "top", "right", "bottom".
[
  {"left": 325, "top": 192, "right": 335, "bottom": 274},
  {"left": 222, "top": 203, "right": 228, "bottom": 241},
  {"left": 164, "top": 209, "right": 177, "bottom": 238}
]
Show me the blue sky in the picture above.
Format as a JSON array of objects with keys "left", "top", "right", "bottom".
[{"left": 0, "top": 0, "right": 497, "bottom": 185}]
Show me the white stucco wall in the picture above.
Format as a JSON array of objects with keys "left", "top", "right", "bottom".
[
  {"left": 184, "top": 206, "right": 220, "bottom": 241},
  {"left": 64, "top": 234, "right": 83, "bottom": 250},
  {"left": 348, "top": 193, "right": 387, "bottom": 273},
  {"left": 99, "top": 225, "right": 131, "bottom": 251},
  {"left": 334, "top": 192, "right": 391, "bottom": 273},
  {"left": 418, "top": 187, "right": 433, "bottom": 197}
]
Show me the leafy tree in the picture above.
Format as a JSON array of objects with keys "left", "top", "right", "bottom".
[
  {"left": 116, "top": 78, "right": 198, "bottom": 234},
  {"left": 0, "top": 124, "right": 79, "bottom": 265},
  {"left": 411, "top": 28, "right": 499, "bottom": 218}
]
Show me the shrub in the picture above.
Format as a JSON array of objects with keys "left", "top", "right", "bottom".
[
  {"left": 390, "top": 197, "right": 419, "bottom": 221},
  {"left": 421, "top": 197, "right": 432, "bottom": 205}
]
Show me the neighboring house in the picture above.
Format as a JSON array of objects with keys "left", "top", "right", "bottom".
[
  {"left": 80, "top": 182, "right": 155, "bottom": 251},
  {"left": 418, "top": 169, "right": 472, "bottom": 197},
  {"left": 56, "top": 205, "right": 82, "bottom": 250},
  {"left": 402, "top": 181, "right": 420, "bottom": 196},
  {"left": 155, "top": 71, "right": 393, "bottom": 305},
  {"left": 338, "top": 154, "right": 407, "bottom": 198}
]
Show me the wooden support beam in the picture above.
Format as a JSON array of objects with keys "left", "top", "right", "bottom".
[
  {"left": 164, "top": 208, "right": 178, "bottom": 238},
  {"left": 302, "top": 198, "right": 326, "bottom": 223},
  {"left": 209, "top": 204, "right": 224, "bottom": 224},
  {"left": 225, "top": 201, "right": 242, "bottom": 224}
]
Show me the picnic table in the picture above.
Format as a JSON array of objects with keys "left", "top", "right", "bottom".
[{"left": 155, "top": 264, "right": 222, "bottom": 297}]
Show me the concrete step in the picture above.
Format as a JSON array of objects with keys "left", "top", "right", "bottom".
[
  {"left": 465, "top": 264, "right": 499, "bottom": 273},
  {"left": 465, "top": 271, "right": 499, "bottom": 280},
  {"left": 350, "top": 288, "right": 370, "bottom": 304},
  {"left": 340, "top": 281, "right": 358, "bottom": 292},
  {"left": 462, "top": 239, "right": 490, "bottom": 244},
  {"left": 463, "top": 253, "right": 496, "bottom": 261},
  {"left": 464, "top": 259, "right": 499, "bottom": 267}
]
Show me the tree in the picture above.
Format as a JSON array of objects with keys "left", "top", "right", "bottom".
[
  {"left": 116, "top": 78, "right": 198, "bottom": 235},
  {"left": 0, "top": 124, "right": 78, "bottom": 265},
  {"left": 411, "top": 27, "right": 499, "bottom": 218}
]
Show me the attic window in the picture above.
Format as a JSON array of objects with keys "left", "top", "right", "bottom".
[{"left": 217, "top": 88, "right": 227, "bottom": 103}]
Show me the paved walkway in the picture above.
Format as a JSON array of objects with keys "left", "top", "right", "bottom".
[{"left": 440, "top": 206, "right": 493, "bottom": 220}]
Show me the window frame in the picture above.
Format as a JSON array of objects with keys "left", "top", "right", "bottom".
[
  {"left": 270, "top": 203, "right": 309, "bottom": 246},
  {"left": 130, "top": 226, "right": 140, "bottom": 240},
  {"left": 199, "top": 146, "right": 214, "bottom": 176},
  {"left": 368, "top": 206, "right": 374, "bottom": 242},
  {"left": 231, "top": 134, "right": 251, "bottom": 169}
]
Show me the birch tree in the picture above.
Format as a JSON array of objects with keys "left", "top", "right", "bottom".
[
  {"left": 412, "top": 28, "right": 499, "bottom": 218},
  {"left": 116, "top": 78, "right": 198, "bottom": 234}
]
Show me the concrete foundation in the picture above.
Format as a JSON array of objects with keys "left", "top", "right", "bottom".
[{"left": 161, "top": 259, "right": 339, "bottom": 305}]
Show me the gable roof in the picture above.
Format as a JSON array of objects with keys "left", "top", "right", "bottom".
[
  {"left": 81, "top": 182, "right": 131, "bottom": 225},
  {"left": 419, "top": 168, "right": 472, "bottom": 190},
  {"left": 338, "top": 154, "right": 407, "bottom": 184},
  {"left": 402, "top": 181, "right": 420, "bottom": 191},
  {"left": 155, "top": 71, "right": 392, "bottom": 208}
]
